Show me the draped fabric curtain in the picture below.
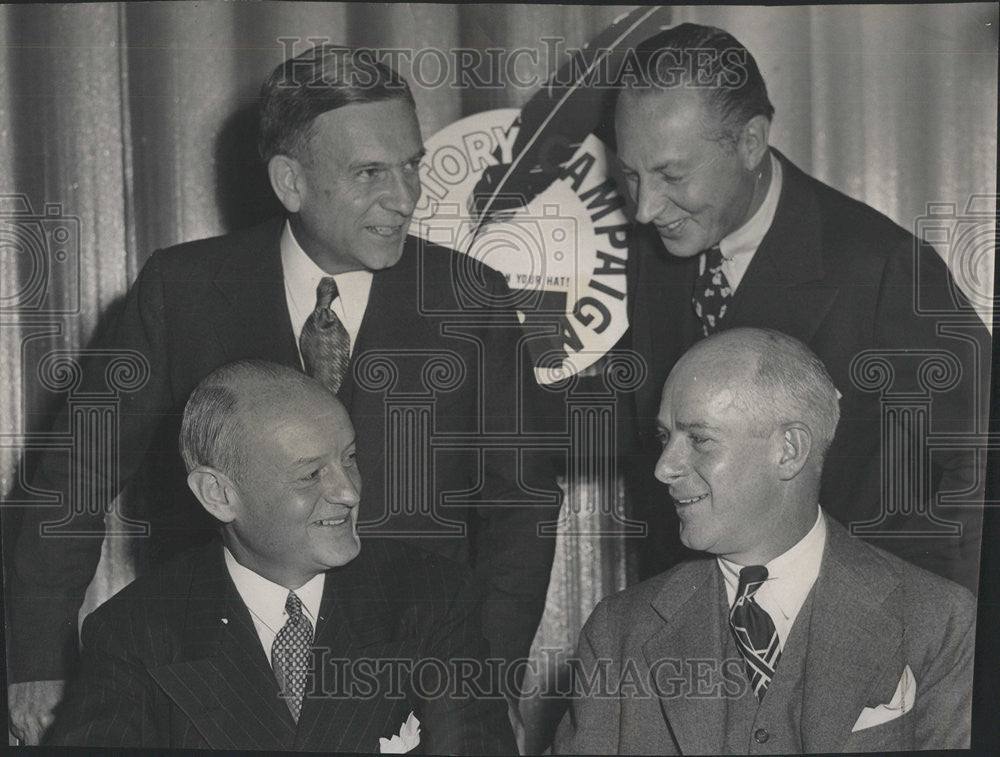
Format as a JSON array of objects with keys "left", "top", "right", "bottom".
[{"left": 1, "top": 1, "right": 996, "bottom": 744}]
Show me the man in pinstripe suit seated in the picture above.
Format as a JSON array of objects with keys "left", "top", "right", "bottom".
[{"left": 47, "top": 360, "right": 516, "bottom": 753}]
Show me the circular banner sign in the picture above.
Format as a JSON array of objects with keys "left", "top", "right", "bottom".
[{"left": 412, "top": 108, "right": 630, "bottom": 385}]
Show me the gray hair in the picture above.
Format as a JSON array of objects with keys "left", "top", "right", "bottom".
[
  {"left": 179, "top": 359, "right": 315, "bottom": 483},
  {"left": 704, "top": 328, "right": 841, "bottom": 460}
]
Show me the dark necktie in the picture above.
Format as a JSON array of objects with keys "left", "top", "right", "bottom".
[
  {"left": 300, "top": 276, "right": 351, "bottom": 394},
  {"left": 691, "top": 246, "right": 731, "bottom": 337},
  {"left": 729, "top": 565, "right": 781, "bottom": 702},
  {"left": 271, "top": 591, "right": 313, "bottom": 722}
]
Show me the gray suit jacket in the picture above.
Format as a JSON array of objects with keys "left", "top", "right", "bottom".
[{"left": 553, "top": 515, "right": 975, "bottom": 754}]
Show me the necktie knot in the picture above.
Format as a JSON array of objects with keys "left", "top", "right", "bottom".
[
  {"left": 284, "top": 590, "right": 304, "bottom": 620},
  {"left": 704, "top": 245, "right": 725, "bottom": 269},
  {"left": 316, "top": 276, "right": 339, "bottom": 311},
  {"left": 736, "top": 565, "right": 768, "bottom": 599}
]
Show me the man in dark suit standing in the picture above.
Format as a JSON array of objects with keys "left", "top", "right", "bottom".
[
  {"left": 47, "top": 360, "right": 516, "bottom": 752},
  {"left": 6, "top": 46, "right": 560, "bottom": 742},
  {"left": 555, "top": 329, "right": 974, "bottom": 754},
  {"left": 616, "top": 23, "right": 989, "bottom": 591}
]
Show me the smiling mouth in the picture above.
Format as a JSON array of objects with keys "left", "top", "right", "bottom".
[
  {"left": 673, "top": 493, "right": 708, "bottom": 506},
  {"left": 366, "top": 225, "right": 402, "bottom": 238},
  {"left": 313, "top": 516, "right": 350, "bottom": 527},
  {"left": 656, "top": 218, "right": 687, "bottom": 236}
]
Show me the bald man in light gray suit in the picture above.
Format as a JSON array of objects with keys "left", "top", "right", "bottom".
[{"left": 554, "top": 328, "right": 974, "bottom": 754}]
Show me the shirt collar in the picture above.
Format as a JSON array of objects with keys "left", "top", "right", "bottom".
[
  {"left": 718, "top": 151, "right": 783, "bottom": 262},
  {"left": 280, "top": 220, "right": 372, "bottom": 331},
  {"left": 224, "top": 547, "right": 325, "bottom": 633},
  {"left": 718, "top": 504, "right": 826, "bottom": 619}
]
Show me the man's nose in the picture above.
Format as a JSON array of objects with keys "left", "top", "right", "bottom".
[
  {"left": 323, "top": 468, "right": 361, "bottom": 507},
  {"left": 634, "top": 179, "right": 674, "bottom": 225},
  {"left": 654, "top": 437, "right": 687, "bottom": 484},
  {"left": 382, "top": 169, "right": 420, "bottom": 217}
]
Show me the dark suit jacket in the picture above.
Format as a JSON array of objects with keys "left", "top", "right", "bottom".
[
  {"left": 46, "top": 538, "right": 517, "bottom": 753},
  {"left": 553, "top": 515, "right": 975, "bottom": 754},
  {"left": 624, "top": 150, "right": 989, "bottom": 590},
  {"left": 7, "top": 219, "right": 561, "bottom": 682}
]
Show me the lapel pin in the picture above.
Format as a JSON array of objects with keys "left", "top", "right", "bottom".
[{"left": 221, "top": 617, "right": 229, "bottom": 624}]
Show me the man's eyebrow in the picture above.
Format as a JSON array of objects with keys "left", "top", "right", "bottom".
[
  {"left": 348, "top": 148, "right": 425, "bottom": 171},
  {"left": 676, "top": 420, "right": 718, "bottom": 432},
  {"left": 649, "top": 159, "right": 686, "bottom": 173},
  {"left": 617, "top": 156, "right": 685, "bottom": 174}
]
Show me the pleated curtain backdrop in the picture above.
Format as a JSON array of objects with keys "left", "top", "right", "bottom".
[{"left": 1, "top": 3, "right": 996, "bottom": 747}]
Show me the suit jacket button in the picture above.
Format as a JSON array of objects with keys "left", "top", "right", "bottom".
[{"left": 753, "top": 728, "right": 769, "bottom": 744}]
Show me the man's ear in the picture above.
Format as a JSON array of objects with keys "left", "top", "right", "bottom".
[
  {"left": 268, "top": 154, "right": 305, "bottom": 214},
  {"left": 738, "top": 114, "right": 771, "bottom": 172},
  {"left": 776, "top": 422, "right": 812, "bottom": 481},
  {"left": 187, "top": 466, "right": 239, "bottom": 523}
]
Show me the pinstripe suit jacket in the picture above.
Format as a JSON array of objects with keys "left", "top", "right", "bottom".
[
  {"left": 7, "top": 220, "right": 560, "bottom": 684},
  {"left": 47, "top": 538, "right": 517, "bottom": 753}
]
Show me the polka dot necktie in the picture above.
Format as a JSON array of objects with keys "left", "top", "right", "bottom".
[
  {"left": 729, "top": 565, "right": 781, "bottom": 702},
  {"left": 691, "top": 246, "right": 732, "bottom": 337},
  {"left": 271, "top": 591, "right": 313, "bottom": 722},
  {"left": 300, "top": 276, "right": 351, "bottom": 394}
]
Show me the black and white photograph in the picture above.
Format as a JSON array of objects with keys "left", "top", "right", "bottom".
[{"left": 1, "top": 2, "right": 996, "bottom": 753}]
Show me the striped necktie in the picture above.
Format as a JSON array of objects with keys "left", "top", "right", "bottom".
[
  {"left": 299, "top": 276, "right": 351, "bottom": 394},
  {"left": 729, "top": 565, "right": 781, "bottom": 702}
]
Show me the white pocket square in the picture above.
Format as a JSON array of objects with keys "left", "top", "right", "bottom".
[
  {"left": 852, "top": 665, "right": 916, "bottom": 732},
  {"left": 379, "top": 711, "right": 421, "bottom": 753}
]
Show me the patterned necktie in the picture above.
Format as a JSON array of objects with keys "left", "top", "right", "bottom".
[
  {"left": 299, "top": 276, "right": 351, "bottom": 394},
  {"left": 691, "top": 246, "right": 732, "bottom": 337},
  {"left": 729, "top": 565, "right": 781, "bottom": 702},
  {"left": 271, "top": 591, "right": 313, "bottom": 722}
]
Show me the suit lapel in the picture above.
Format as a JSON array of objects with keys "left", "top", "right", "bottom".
[
  {"left": 344, "top": 239, "right": 440, "bottom": 493},
  {"left": 800, "top": 517, "right": 903, "bottom": 753},
  {"left": 294, "top": 549, "right": 408, "bottom": 752},
  {"left": 642, "top": 559, "right": 728, "bottom": 755},
  {"left": 148, "top": 543, "right": 297, "bottom": 750},
  {"left": 724, "top": 151, "right": 839, "bottom": 344},
  {"left": 210, "top": 218, "right": 301, "bottom": 369},
  {"left": 629, "top": 223, "right": 701, "bottom": 423}
]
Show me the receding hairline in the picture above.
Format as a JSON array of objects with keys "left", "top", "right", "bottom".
[
  {"left": 180, "top": 361, "right": 350, "bottom": 481},
  {"left": 228, "top": 371, "right": 345, "bottom": 423},
  {"left": 666, "top": 328, "right": 841, "bottom": 454},
  {"left": 673, "top": 333, "right": 761, "bottom": 383}
]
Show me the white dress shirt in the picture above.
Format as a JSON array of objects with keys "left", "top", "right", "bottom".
[
  {"left": 718, "top": 505, "right": 826, "bottom": 650},
  {"left": 224, "top": 547, "right": 325, "bottom": 663},
  {"left": 699, "top": 151, "right": 783, "bottom": 292},
  {"left": 280, "top": 221, "right": 373, "bottom": 361}
]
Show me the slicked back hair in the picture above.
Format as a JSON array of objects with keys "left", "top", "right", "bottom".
[
  {"left": 621, "top": 22, "right": 775, "bottom": 147},
  {"left": 179, "top": 359, "right": 317, "bottom": 484},
  {"left": 259, "top": 44, "right": 415, "bottom": 164}
]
